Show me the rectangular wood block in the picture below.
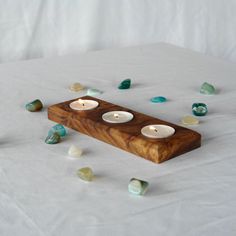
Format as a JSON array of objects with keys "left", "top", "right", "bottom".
[{"left": 48, "top": 96, "right": 201, "bottom": 163}]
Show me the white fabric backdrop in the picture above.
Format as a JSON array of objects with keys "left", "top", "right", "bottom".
[
  {"left": 1, "top": 43, "right": 236, "bottom": 236},
  {"left": 0, "top": 0, "right": 236, "bottom": 63}
]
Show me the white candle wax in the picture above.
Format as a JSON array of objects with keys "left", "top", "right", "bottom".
[
  {"left": 102, "top": 111, "right": 134, "bottom": 123},
  {"left": 69, "top": 99, "right": 99, "bottom": 111},
  {"left": 141, "top": 125, "right": 175, "bottom": 138}
]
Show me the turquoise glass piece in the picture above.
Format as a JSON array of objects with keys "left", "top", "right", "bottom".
[
  {"left": 118, "top": 79, "right": 131, "bottom": 89},
  {"left": 192, "top": 103, "right": 208, "bottom": 116},
  {"left": 45, "top": 132, "right": 61, "bottom": 144},
  {"left": 200, "top": 82, "right": 215, "bottom": 95},
  {"left": 150, "top": 96, "right": 167, "bottom": 103},
  {"left": 77, "top": 167, "right": 93, "bottom": 181},
  {"left": 25, "top": 99, "right": 43, "bottom": 112},
  {"left": 128, "top": 178, "right": 149, "bottom": 195},
  {"left": 86, "top": 88, "right": 103, "bottom": 96},
  {"left": 48, "top": 124, "right": 67, "bottom": 137}
]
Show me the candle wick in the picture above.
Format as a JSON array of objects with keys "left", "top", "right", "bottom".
[
  {"left": 150, "top": 126, "right": 158, "bottom": 133},
  {"left": 78, "top": 99, "right": 85, "bottom": 106}
]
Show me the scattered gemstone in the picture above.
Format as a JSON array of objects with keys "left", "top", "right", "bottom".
[
  {"left": 192, "top": 103, "right": 208, "bottom": 116},
  {"left": 68, "top": 145, "right": 83, "bottom": 158},
  {"left": 86, "top": 88, "right": 103, "bottom": 96},
  {"left": 181, "top": 115, "right": 199, "bottom": 125},
  {"left": 69, "top": 83, "right": 84, "bottom": 92},
  {"left": 77, "top": 167, "right": 93, "bottom": 181},
  {"left": 150, "top": 96, "right": 167, "bottom": 103},
  {"left": 48, "top": 124, "right": 67, "bottom": 137},
  {"left": 118, "top": 79, "right": 131, "bottom": 89},
  {"left": 25, "top": 99, "right": 43, "bottom": 112},
  {"left": 200, "top": 82, "right": 215, "bottom": 95},
  {"left": 128, "top": 178, "right": 149, "bottom": 195},
  {"left": 45, "top": 132, "right": 61, "bottom": 144}
]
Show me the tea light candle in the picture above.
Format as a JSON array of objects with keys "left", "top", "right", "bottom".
[
  {"left": 141, "top": 124, "right": 175, "bottom": 138},
  {"left": 69, "top": 99, "right": 99, "bottom": 111},
  {"left": 102, "top": 111, "right": 134, "bottom": 123}
]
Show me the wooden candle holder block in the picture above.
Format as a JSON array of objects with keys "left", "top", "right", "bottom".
[{"left": 48, "top": 96, "right": 201, "bottom": 164}]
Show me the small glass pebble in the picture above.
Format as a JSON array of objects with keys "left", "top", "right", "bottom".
[
  {"left": 128, "top": 178, "right": 149, "bottom": 195},
  {"left": 150, "top": 96, "right": 167, "bottom": 103},
  {"left": 181, "top": 116, "right": 199, "bottom": 125},
  {"left": 200, "top": 82, "right": 215, "bottom": 95},
  {"left": 25, "top": 99, "right": 43, "bottom": 112},
  {"left": 48, "top": 124, "right": 67, "bottom": 137},
  {"left": 118, "top": 79, "right": 131, "bottom": 89},
  {"left": 68, "top": 145, "right": 83, "bottom": 158},
  {"left": 86, "top": 88, "right": 103, "bottom": 96},
  {"left": 192, "top": 103, "right": 208, "bottom": 116},
  {"left": 69, "top": 83, "right": 84, "bottom": 92},
  {"left": 77, "top": 167, "right": 93, "bottom": 181},
  {"left": 45, "top": 132, "right": 61, "bottom": 144}
]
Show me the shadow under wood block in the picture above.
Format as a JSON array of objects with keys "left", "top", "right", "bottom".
[{"left": 48, "top": 96, "right": 201, "bottom": 164}]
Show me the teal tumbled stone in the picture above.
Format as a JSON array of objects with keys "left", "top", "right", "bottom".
[
  {"left": 128, "top": 178, "right": 149, "bottom": 195},
  {"left": 200, "top": 82, "right": 215, "bottom": 95},
  {"left": 118, "top": 79, "right": 131, "bottom": 89},
  {"left": 192, "top": 103, "right": 208, "bottom": 116},
  {"left": 25, "top": 99, "right": 43, "bottom": 112},
  {"left": 45, "top": 132, "right": 61, "bottom": 144},
  {"left": 150, "top": 96, "right": 167, "bottom": 103},
  {"left": 86, "top": 88, "right": 103, "bottom": 96},
  {"left": 48, "top": 124, "right": 67, "bottom": 137}
]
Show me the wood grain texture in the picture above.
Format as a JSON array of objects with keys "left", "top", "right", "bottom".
[{"left": 48, "top": 96, "right": 201, "bottom": 164}]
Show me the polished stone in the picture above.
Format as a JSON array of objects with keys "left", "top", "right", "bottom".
[
  {"left": 68, "top": 145, "right": 83, "bottom": 158},
  {"left": 118, "top": 79, "right": 131, "bottom": 89},
  {"left": 45, "top": 132, "right": 61, "bottom": 144},
  {"left": 181, "top": 115, "right": 199, "bottom": 125},
  {"left": 48, "top": 124, "right": 67, "bottom": 137},
  {"left": 77, "top": 167, "right": 93, "bottom": 181},
  {"left": 25, "top": 99, "right": 43, "bottom": 112},
  {"left": 150, "top": 96, "right": 167, "bottom": 103},
  {"left": 192, "top": 103, "right": 208, "bottom": 116},
  {"left": 86, "top": 88, "right": 103, "bottom": 96},
  {"left": 128, "top": 178, "right": 149, "bottom": 195},
  {"left": 200, "top": 82, "right": 215, "bottom": 95},
  {"left": 69, "top": 82, "right": 84, "bottom": 92}
]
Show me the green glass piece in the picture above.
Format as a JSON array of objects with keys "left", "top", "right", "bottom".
[
  {"left": 118, "top": 79, "right": 131, "bottom": 89},
  {"left": 48, "top": 124, "right": 67, "bottom": 137},
  {"left": 25, "top": 99, "right": 43, "bottom": 112},
  {"left": 150, "top": 96, "right": 167, "bottom": 103},
  {"left": 192, "top": 103, "right": 208, "bottom": 116},
  {"left": 128, "top": 178, "right": 149, "bottom": 195},
  {"left": 45, "top": 132, "right": 61, "bottom": 144},
  {"left": 200, "top": 82, "right": 215, "bottom": 95},
  {"left": 86, "top": 88, "right": 103, "bottom": 96},
  {"left": 77, "top": 167, "right": 93, "bottom": 181}
]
